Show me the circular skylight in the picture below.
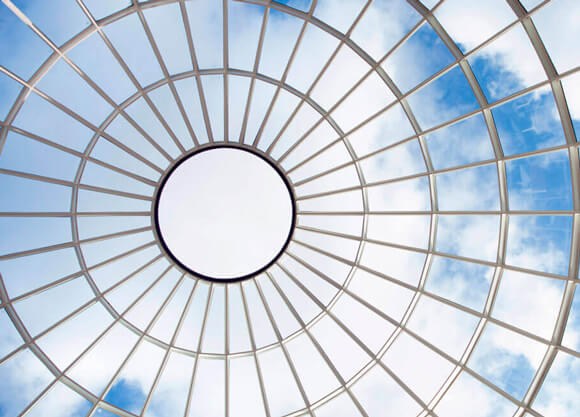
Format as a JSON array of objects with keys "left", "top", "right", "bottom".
[
  {"left": 155, "top": 145, "right": 294, "bottom": 281},
  {"left": 0, "top": 1, "right": 579, "bottom": 417}
]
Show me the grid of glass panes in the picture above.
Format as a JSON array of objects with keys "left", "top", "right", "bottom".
[{"left": 0, "top": 0, "right": 579, "bottom": 416}]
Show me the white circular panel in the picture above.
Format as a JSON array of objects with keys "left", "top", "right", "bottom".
[{"left": 155, "top": 147, "right": 294, "bottom": 281}]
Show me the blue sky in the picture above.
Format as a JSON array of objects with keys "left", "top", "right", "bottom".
[{"left": 0, "top": 0, "right": 579, "bottom": 416}]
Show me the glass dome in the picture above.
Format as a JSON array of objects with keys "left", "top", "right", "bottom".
[{"left": 0, "top": 1, "right": 579, "bottom": 417}]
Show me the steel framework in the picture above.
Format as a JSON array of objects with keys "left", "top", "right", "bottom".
[{"left": 0, "top": 0, "right": 578, "bottom": 416}]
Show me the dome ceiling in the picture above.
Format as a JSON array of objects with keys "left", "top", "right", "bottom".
[{"left": 0, "top": 1, "right": 579, "bottom": 417}]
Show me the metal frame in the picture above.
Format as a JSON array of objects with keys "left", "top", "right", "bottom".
[{"left": 0, "top": 0, "right": 578, "bottom": 416}]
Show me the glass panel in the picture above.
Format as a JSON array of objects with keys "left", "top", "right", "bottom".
[
  {"left": 311, "top": 45, "right": 371, "bottom": 111},
  {"left": 293, "top": 228, "right": 359, "bottom": 263},
  {"left": 286, "top": 23, "right": 339, "bottom": 92},
  {"left": 436, "top": 215, "right": 500, "bottom": 262},
  {"left": 426, "top": 256, "right": 493, "bottom": 312},
  {"left": 241, "top": 80, "right": 276, "bottom": 144},
  {"left": 435, "top": 0, "right": 515, "bottom": 54},
  {"left": 81, "top": 161, "right": 154, "bottom": 197},
  {"left": 145, "top": 351, "right": 194, "bottom": 417},
  {"left": 299, "top": 188, "right": 364, "bottom": 213},
  {"left": 361, "top": 138, "right": 426, "bottom": 182},
  {"left": 242, "top": 280, "right": 277, "bottom": 348},
  {"left": 298, "top": 214, "right": 363, "bottom": 238},
  {"left": 492, "top": 269, "right": 565, "bottom": 339},
  {"left": 27, "top": 381, "right": 92, "bottom": 417},
  {"left": 506, "top": 215, "right": 572, "bottom": 276},
  {"left": 562, "top": 287, "right": 580, "bottom": 352},
  {"left": 0, "top": 216, "right": 71, "bottom": 257},
  {"left": 105, "top": 114, "right": 170, "bottom": 169},
  {"left": 314, "top": 391, "right": 362, "bottom": 417},
  {"left": 493, "top": 87, "right": 565, "bottom": 156},
  {"left": 78, "top": 214, "right": 150, "bottom": 241},
  {"left": 0, "top": 174, "right": 71, "bottom": 213},
  {"left": 310, "top": 314, "right": 370, "bottom": 380},
  {"left": 468, "top": 24, "right": 545, "bottom": 102},
  {"left": 124, "top": 268, "right": 181, "bottom": 331},
  {"left": 561, "top": 72, "right": 580, "bottom": 139},
  {"left": 228, "top": 75, "right": 251, "bottom": 142},
  {"left": 351, "top": 0, "right": 421, "bottom": 60},
  {"left": 348, "top": 104, "right": 415, "bottom": 157},
  {"left": 36, "top": 58, "right": 113, "bottom": 126},
  {"left": 201, "top": 285, "right": 226, "bottom": 353},
  {"left": 407, "top": 65, "right": 480, "bottom": 130},
  {"left": 13, "top": 92, "right": 93, "bottom": 152},
  {"left": 331, "top": 72, "right": 395, "bottom": 133},
  {"left": 434, "top": 371, "right": 517, "bottom": 417},
  {"left": 360, "top": 242, "right": 426, "bottom": 287},
  {"left": 67, "top": 322, "right": 139, "bottom": 395},
  {"left": 382, "top": 21, "right": 454, "bottom": 93},
  {"left": 0, "top": 4, "right": 52, "bottom": 80},
  {"left": 83, "top": 0, "right": 131, "bottom": 20},
  {"left": 150, "top": 278, "right": 194, "bottom": 343},
  {"left": 347, "top": 268, "right": 414, "bottom": 322},
  {"left": 67, "top": 32, "right": 136, "bottom": 104},
  {"left": 80, "top": 230, "right": 154, "bottom": 267},
  {"left": 289, "top": 142, "right": 351, "bottom": 184},
  {"left": 77, "top": 189, "right": 152, "bottom": 214},
  {"left": 332, "top": 293, "right": 396, "bottom": 353},
  {"left": 351, "top": 364, "right": 421, "bottom": 417},
  {"left": 436, "top": 164, "right": 500, "bottom": 211},
  {"left": 200, "top": 75, "right": 225, "bottom": 141},
  {"left": 284, "top": 332, "right": 340, "bottom": 404},
  {"left": 188, "top": 357, "right": 225, "bottom": 417},
  {"left": 257, "top": 276, "right": 301, "bottom": 339},
  {"left": 1, "top": 132, "right": 77, "bottom": 180},
  {"left": 0, "top": 247, "right": 79, "bottom": 298},
  {"left": 12, "top": 0, "right": 88, "bottom": 47},
  {"left": 186, "top": 0, "right": 223, "bottom": 69},
  {"left": 105, "top": 259, "right": 170, "bottom": 314},
  {"left": 227, "top": 284, "right": 252, "bottom": 353},
  {"left": 425, "top": 113, "right": 494, "bottom": 170},
  {"left": 270, "top": 265, "right": 322, "bottom": 325},
  {"left": 105, "top": 340, "right": 165, "bottom": 415},
  {"left": 175, "top": 281, "right": 210, "bottom": 351},
  {"left": 506, "top": 150, "right": 573, "bottom": 211},
  {"left": 281, "top": 122, "right": 339, "bottom": 171},
  {"left": 407, "top": 296, "right": 479, "bottom": 359},
  {"left": 314, "top": 0, "right": 367, "bottom": 34},
  {"left": 0, "top": 70, "right": 22, "bottom": 120},
  {"left": 256, "top": 89, "right": 301, "bottom": 152},
  {"left": 0, "top": 349, "right": 54, "bottom": 417},
  {"left": 0, "top": 308, "right": 21, "bottom": 358},
  {"left": 269, "top": 101, "right": 321, "bottom": 157},
  {"left": 103, "top": 13, "right": 164, "bottom": 87},
  {"left": 228, "top": 0, "right": 263, "bottom": 71},
  {"left": 367, "top": 177, "right": 431, "bottom": 211},
  {"left": 382, "top": 331, "right": 454, "bottom": 402},
  {"left": 259, "top": 9, "right": 302, "bottom": 80},
  {"left": 37, "top": 302, "right": 113, "bottom": 370},
  {"left": 532, "top": 350, "right": 580, "bottom": 416},
  {"left": 532, "top": 0, "right": 580, "bottom": 73},
  {"left": 284, "top": 244, "right": 351, "bottom": 288},
  {"left": 144, "top": 3, "right": 191, "bottom": 75},
  {"left": 124, "top": 98, "right": 181, "bottom": 158},
  {"left": 90, "top": 245, "right": 159, "bottom": 291},
  {"left": 468, "top": 323, "right": 546, "bottom": 399},
  {"left": 149, "top": 84, "right": 195, "bottom": 150},
  {"left": 228, "top": 355, "right": 267, "bottom": 417},
  {"left": 174, "top": 77, "right": 209, "bottom": 144},
  {"left": 257, "top": 346, "right": 306, "bottom": 416}
]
